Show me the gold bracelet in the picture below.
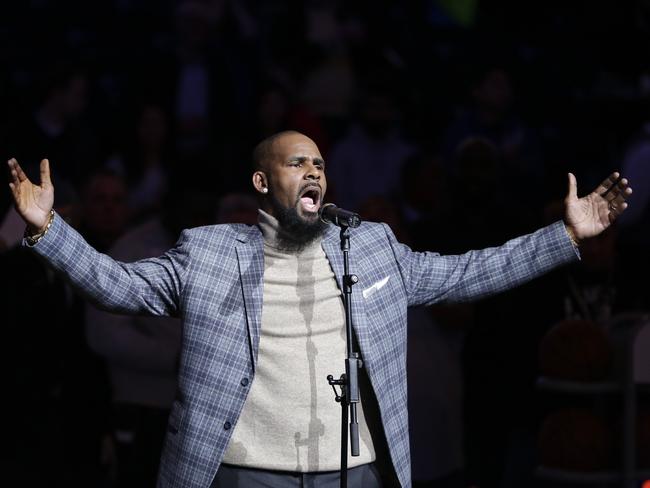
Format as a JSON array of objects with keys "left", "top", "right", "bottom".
[{"left": 25, "top": 209, "right": 55, "bottom": 246}]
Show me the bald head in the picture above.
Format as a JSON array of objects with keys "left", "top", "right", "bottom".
[
  {"left": 252, "top": 130, "right": 305, "bottom": 171},
  {"left": 251, "top": 130, "right": 326, "bottom": 225}
]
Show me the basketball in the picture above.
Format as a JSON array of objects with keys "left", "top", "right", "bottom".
[
  {"left": 539, "top": 319, "right": 613, "bottom": 381},
  {"left": 538, "top": 407, "right": 615, "bottom": 471}
]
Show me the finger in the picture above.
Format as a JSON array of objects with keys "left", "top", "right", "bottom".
[
  {"left": 9, "top": 167, "right": 20, "bottom": 185},
  {"left": 610, "top": 177, "right": 630, "bottom": 194},
  {"left": 9, "top": 158, "right": 29, "bottom": 183},
  {"left": 40, "top": 159, "right": 52, "bottom": 186},
  {"left": 8, "top": 181, "right": 20, "bottom": 200},
  {"left": 612, "top": 186, "right": 633, "bottom": 206},
  {"left": 599, "top": 172, "right": 621, "bottom": 197},
  {"left": 567, "top": 172, "right": 578, "bottom": 200},
  {"left": 617, "top": 178, "right": 632, "bottom": 197},
  {"left": 7, "top": 158, "right": 19, "bottom": 183},
  {"left": 604, "top": 178, "right": 632, "bottom": 202}
]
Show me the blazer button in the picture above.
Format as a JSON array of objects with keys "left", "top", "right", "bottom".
[
  {"left": 223, "top": 421, "right": 232, "bottom": 430},
  {"left": 240, "top": 377, "right": 249, "bottom": 386}
]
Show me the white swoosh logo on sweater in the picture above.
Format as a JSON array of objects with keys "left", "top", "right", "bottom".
[{"left": 362, "top": 276, "right": 390, "bottom": 299}]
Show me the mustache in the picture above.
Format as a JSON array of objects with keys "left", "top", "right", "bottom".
[{"left": 296, "top": 183, "right": 322, "bottom": 202}]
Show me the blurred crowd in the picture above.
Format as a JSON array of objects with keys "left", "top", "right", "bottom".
[{"left": 1, "top": 1, "right": 649, "bottom": 487}]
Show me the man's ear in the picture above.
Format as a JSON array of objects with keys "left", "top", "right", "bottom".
[{"left": 252, "top": 171, "right": 268, "bottom": 194}]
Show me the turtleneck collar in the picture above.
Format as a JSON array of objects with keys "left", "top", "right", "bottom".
[{"left": 257, "top": 209, "right": 323, "bottom": 255}]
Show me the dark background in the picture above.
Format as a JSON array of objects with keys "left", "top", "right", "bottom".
[{"left": 2, "top": 1, "right": 649, "bottom": 487}]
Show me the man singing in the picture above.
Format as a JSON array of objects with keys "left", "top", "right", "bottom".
[{"left": 7, "top": 130, "right": 632, "bottom": 487}]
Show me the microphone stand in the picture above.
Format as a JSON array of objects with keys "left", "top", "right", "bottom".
[{"left": 327, "top": 226, "right": 362, "bottom": 488}]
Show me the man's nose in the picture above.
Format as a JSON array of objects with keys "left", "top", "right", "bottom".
[{"left": 305, "top": 162, "right": 321, "bottom": 180}]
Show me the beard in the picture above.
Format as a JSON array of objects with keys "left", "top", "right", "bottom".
[{"left": 269, "top": 193, "right": 327, "bottom": 253}]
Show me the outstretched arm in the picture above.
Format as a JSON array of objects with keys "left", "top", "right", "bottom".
[
  {"left": 391, "top": 172, "right": 633, "bottom": 307},
  {"left": 7, "top": 158, "right": 190, "bottom": 316},
  {"left": 564, "top": 171, "right": 633, "bottom": 244}
]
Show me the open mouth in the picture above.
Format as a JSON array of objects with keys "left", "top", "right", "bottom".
[{"left": 298, "top": 185, "right": 321, "bottom": 213}]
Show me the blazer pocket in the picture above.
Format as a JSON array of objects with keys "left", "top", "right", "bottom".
[{"left": 362, "top": 275, "right": 390, "bottom": 299}]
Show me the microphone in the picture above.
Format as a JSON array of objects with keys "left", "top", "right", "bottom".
[{"left": 319, "top": 203, "right": 362, "bottom": 228}]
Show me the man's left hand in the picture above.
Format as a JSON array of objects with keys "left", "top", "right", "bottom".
[{"left": 564, "top": 171, "right": 633, "bottom": 243}]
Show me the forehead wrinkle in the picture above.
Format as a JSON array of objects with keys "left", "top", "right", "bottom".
[{"left": 287, "top": 155, "right": 326, "bottom": 165}]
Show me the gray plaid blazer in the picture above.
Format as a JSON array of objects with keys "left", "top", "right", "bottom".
[{"left": 28, "top": 214, "right": 578, "bottom": 487}]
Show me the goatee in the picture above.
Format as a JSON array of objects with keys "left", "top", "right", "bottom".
[{"left": 270, "top": 197, "right": 327, "bottom": 253}]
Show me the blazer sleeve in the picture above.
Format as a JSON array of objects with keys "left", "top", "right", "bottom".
[
  {"left": 24, "top": 212, "right": 191, "bottom": 317},
  {"left": 385, "top": 220, "right": 580, "bottom": 307}
]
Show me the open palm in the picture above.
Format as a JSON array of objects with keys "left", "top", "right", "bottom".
[
  {"left": 564, "top": 172, "right": 632, "bottom": 241},
  {"left": 7, "top": 158, "right": 54, "bottom": 232}
]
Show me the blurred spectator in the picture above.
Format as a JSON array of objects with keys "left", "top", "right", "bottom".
[
  {"left": 358, "top": 194, "right": 411, "bottom": 245},
  {"left": 133, "top": 0, "right": 260, "bottom": 195},
  {"left": 398, "top": 151, "right": 454, "bottom": 252},
  {"left": 259, "top": 80, "right": 330, "bottom": 155},
  {"left": 4, "top": 61, "right": 101, "bottom": 187},
  {"left": 1, "top": 205, "right": 30, "bottom": 250},
  {"left": 173, "top": 0, "right": 227, "bottom": 158},
  {"left": 617, "top": 120, "right": 650, "bottom": 241},
  {"left": 398, "top": 151, "right": 449, "bottom": 224},
  {"left": 3, "top": 183, "right": 111, "bottom": 487},
  {"left": 442, "top": 66, "right": 544, "bottom": 211},
  {"left": 615, "top": 120, "right": 650, "bottom": 314},
  {"left": 217, "top": 191, "right": 258, "bottom": 224},
  {"left": 415, "top": 136, "right": 530, "bottom": 254},
  {"left": 407, "top": 304, "right": 469, "bottom": 488},
  {"left": 232, "top": 80, "right": 330, "bottom": 193},
  {"left": 85, "top": 185, "right": 217, "bottom": 488},
  {"left": 78, "top": 168, "right": 130, "bottom": 252},
  {"left": 256, "top": 80, "right": 292, "bottom": 139},
  {"left": 161, "top": 183, "right": 219, "bottom": 238},
  {"left": 327, "top": 83, "right": 416, "bottom": 211},
  {"left": 300, "top": 2, "right": 357, "bottom": 142},
  {"left": 618, "top": 121, "right": 650, "bottom": 311},
  {"left": 301, "top": 50, "right": 356, "bottom": 142},
  {"left": 105, "top": 102, "right": 175, "bottom": 224},
  {"left": 422, "top": 137, "right": 541, "bottom": 488},
  {"left": 463, "top": 198, "right": 637, "bottom": 488},
  {"left": 537, "top": 194, "right": 647, "bottom": 321},
  {"left": 557, "top": 227, "right": 620, "bottom": 323}
]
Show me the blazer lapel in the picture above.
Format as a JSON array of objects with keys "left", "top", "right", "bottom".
[
  {"left": 321, "top": 226, "right": 371, "bottom": 359},
  {"left": 235, "top": 226, "right": 265, "bottom": 371},
  {"left": 321, "top": 226, "right": 344, "bottom": 289}
]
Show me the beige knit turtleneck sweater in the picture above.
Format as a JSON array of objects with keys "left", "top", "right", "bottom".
[{"left": 221, "top": 210, "right": 376, "bottom": 471}]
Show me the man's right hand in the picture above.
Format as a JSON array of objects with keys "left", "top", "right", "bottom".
[{"left": 7, "top": 158, "right": 54, "bottom": 234}]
